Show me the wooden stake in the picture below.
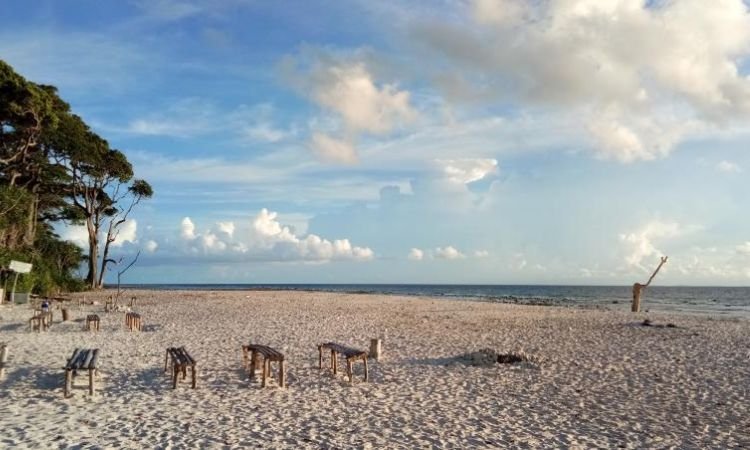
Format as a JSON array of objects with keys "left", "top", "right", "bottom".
[{"left": 369, "top": 338, "right": 382, "bottom": 361}]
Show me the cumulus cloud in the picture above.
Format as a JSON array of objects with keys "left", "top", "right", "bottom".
[
  {"left": 181, "top": 217, "right": 196, "bottom": 240},
  {"left": 112, "top": 219, "right": 137, "bottom": 247},
  {"left": 408, "top": 248, "right": 424, "bottom": 260},
  {"left": 434, "top": 245, "right": 465, "bottom": 259},
  {"left": 61, "top": 225, "right": 89, "bottom": 249},
  {"left": 716, "top": 160, "right": 742, "bottom": 173},
  {"left": 736, "top": 241, "right": 750, "bottom": 254},
  {"left": 175, "top": 208, "right": 374, "bottom": 262},
  {"left": 619, "top": 220, "right": 682, "bottom": 268},
  {"left": 283, "top": 50, "right": 416, "bottom": 163},
  {"left": 418, "top": 0, "right": 750, "bottom": 162},
  {"left": 144, "top": 240, "right": 159, "bottom": 253},
  {"left": 473, "top": 250, "right": 489, "bottom": 258}
]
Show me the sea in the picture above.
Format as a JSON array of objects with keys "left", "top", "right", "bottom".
[{"left": 120, "top": 284, "right": 750, "bottom": 317}]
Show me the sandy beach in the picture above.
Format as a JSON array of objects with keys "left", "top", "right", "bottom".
[{"left": 0, "top": 290, "right": 748, "bottom": 449}]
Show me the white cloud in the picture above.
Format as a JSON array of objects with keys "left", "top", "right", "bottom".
[
  {"left": 736, "top": 241, "right": 750, "bottom": 254},
  {"left": 619, "top": 220, "right": 682, "bottom": 268},
  {"left": 311, "top": 62, "right": 416, "bottom": 134},
  {"left": 175, "top": 209, "right": 374, "bottom": 263},
  {"left": 417, "top": 0, "right": 750, "bottom": 161},
  {"left": 434, "top": 245, "right": 465, "bottom": 259},
  {"left": 144, "top": 240, "right": 159, "bottom": 253},
  {"left": 284, "top": 50, "right": 417, "bottom": 162},
  {"left": 408, "top": 248, "right": 424, "bottom": 260},
  {"left": 434, "top": 158, "right": 497, "bottom": 184},
  {"left": 112, "top": 220, "right": 138, "bottom": 247},
  {"left": 181, "top": 217, "right": 196, "bottom": 240},
  {"left": 310, "top": 133, "right": 358, "bottom": 164},
  {"left": 61, "top": 225, "right": 89, "bottom": 249},
  {"left": 473, "top": 250, "right": 489, "bottom": 258},
  {"left": 716, "top": 160, "right": 742, "bottom": 173}
]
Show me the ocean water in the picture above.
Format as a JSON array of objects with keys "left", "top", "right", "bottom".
[{"left": 121, "top": 284, "right": 750, "bottom": 317}]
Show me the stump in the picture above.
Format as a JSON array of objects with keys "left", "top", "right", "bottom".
[
  {"left": 369, "top": 338, "right": 382, "bottom": 361},
  {"left": 62, "top": 308, "right": 70, "bottom": 321}
]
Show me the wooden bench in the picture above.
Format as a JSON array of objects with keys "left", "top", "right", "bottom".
[
  {"left": 28, "top": 312, "right": 52, "bottom": 332},
  {"left": 164, "top": 347, "right": 197, "bottom": 389},
  {"left": 241, "top": 344, "right": 285, "bottom": 388},
  {"left": 318, "top": 342, "right": 369, "bottom": 382},
  {"left": 125, "top": 312, "right": 142, "bottom": 331},
  {"left": 85, "top": 314, "right": 100, "bottom": 331},
  {"left": 64, "top": 348, "right": 99, "bottom": 397}
]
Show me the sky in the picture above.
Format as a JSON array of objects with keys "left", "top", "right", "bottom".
[{"left": 2, "top": 0, "right": 750, "bottom": 285}]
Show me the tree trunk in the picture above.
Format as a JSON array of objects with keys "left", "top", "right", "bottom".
[
  {"left": 86, "top": 232, "right": 98, "bottom": 289},
  {"left": 97, "top": 239, "right": 111, "bottom": 288}
]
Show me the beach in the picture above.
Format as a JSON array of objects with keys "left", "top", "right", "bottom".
[{"left": 0, "top": 289, "right": 748, "bottom": 449}]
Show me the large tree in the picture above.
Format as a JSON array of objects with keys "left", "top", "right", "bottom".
[
  {"left": 1, "top": 60, "right": 152, "bottom": 292},
  {"left": 46, "top": 113, "right": 152, "bottom": 288}
]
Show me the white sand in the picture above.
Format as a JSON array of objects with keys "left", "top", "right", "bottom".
[{"left": 0, "top": 290, "right": 748, "bottom": 448}]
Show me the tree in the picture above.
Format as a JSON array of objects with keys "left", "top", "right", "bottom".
[
  {"left": 98, "top": 179, "right": 152, "bottom": 287},
  {"left": 0, "top": 61, "right": 67, "bottom": 248}
]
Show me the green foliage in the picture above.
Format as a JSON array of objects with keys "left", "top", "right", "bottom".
[{"left": 1, "top": 59, "right": 152, "bottom": 293}]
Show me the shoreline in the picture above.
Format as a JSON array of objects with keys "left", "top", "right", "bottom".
[{"left": 1, "top": 289, "right": 748, "bottom": 447}]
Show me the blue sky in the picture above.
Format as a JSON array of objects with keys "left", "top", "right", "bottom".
[{"left": 2, "top": 0, "right": 750, "bottom": 285}]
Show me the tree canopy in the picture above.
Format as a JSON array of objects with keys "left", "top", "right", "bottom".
[{"left": 0, "top": 60, "right": 152, "bottom": 294}]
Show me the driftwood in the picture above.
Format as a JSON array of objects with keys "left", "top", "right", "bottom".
[
  {"left": 164, "top": 347, "right": 197, "bottom": 389},
  {"left": 64, "top": 348, "right": 99, "bottom": 398},
  {"left": 242, "top": 344, "right": 285, "bottom": 388},
  {"left": 318, "top": 342, "right": 369, "bottom": 383},
  {"left": 632, "top": 256, "right": 668, "bottom": 312}
]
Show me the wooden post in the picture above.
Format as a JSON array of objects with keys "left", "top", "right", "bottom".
[
  {"left": 363, "top": 356, "right": 369, "bottom": 382},
  {"left": 89, "top": 369, "right": 95, "bottom": 396},
  {"left": 0, "top": 344, "right": 8, "bottom": 378},
  {"left": 632, "top": 256, "right": 668, "bottom": 313},
  {"left": 191, "top": 365, "right": 197, "bottom": 389},
  {"left": 331, "top": 350, "right": 337, "bottom": 374},
  {"left": 64, "top": 370, "right": 71, "bottom": 398},
  {"left": 279, "top": 360, "right": 285, "bottom": 388},
  {"left": 261, "top": 358, "right": 268, "bottom": 388},
  {"left": 347, "top": 359, "right": 353, "bottom": 382},
  {"left": 369, "top": 338, "right": 382, "bottom": 361},
  {"left": 62, "top": 308, "right": 69, "bottom": 321},
  {"left": 318, "top": 346, "right": 323, "bottom": 369}
]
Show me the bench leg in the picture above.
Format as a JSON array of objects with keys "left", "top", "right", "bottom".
[
  {"left": 261, "top": 358, "right": 268, "bottom": 388},
  {"left": 347, "top": 359, "right": 353, "bottom": 383},
  {"left": 279, "top": 360, "right": 285, "bottom": 388},
  {"left": 172, "top": 365, "right": 179, "bottom": 389},
  {"left": 242, "top": 346, "right": 248, "bottom": 371},
  {"left": 191, "top": 365, "right": 197, "bottom": 389},
  {"left": 89, "top": 369, "right": 95, "bottom": 396},
  {"left": 164, "top": 350, "right": 169, "bottom": 373},
  {"left": 318, "top": 346, "right": 323, "bottom": 369},
  {"left": 182, "top": 365, "right": 187, "bottom": 380},
  {"left": 332, "top": 350, "right": 337, "bottom": 374},
  {"left": 249, "top": 351, "right": 257, "bottom": 380},
  {"left": 64, "top": 369, "right": 71, "bottom": 398},
  {"left": 363, "top": 356, "right": 369, "bottom": 382}
]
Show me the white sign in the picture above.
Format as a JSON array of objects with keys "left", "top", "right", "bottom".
[{"left": 9, "top": 260, "right": 32, "bottom": 274}]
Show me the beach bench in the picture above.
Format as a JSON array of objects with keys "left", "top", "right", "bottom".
[
  {"left": 64, "top": 348, "right": 99, "bottom": 397},
  {"left": 28, "top": 312, "right": 52, "bottom": 332},
  {"left": 125, "top": 312, "right": 142, "bottom": 331},
  {"left": 318, "top": 342, "right": 369, "bottom": 383},
  {"left": 164, "top": 347, "right": 197, "bottom": 389},
  {"left": 241, "top": 344, "right": 285, "bottom": 388},
  {"left": 86, "top": 314, "right": 100, "bottom": 331}
]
